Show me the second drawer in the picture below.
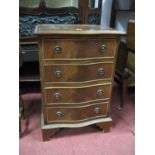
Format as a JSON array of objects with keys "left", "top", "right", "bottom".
[{"left": 44, "top": 62, "right": 114, "bottom": 83}]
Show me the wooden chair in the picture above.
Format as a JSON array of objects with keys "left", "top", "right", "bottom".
[{"left": 117, "top": 20, "right": 135, "bottom": 110}]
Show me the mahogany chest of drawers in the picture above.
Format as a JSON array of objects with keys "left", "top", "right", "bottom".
[{"left": 35, "top": 24, "right": 124, "bottom": 141}]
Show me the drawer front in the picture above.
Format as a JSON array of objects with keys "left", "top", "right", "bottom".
[
  {"left": 45, "top": 84, "right": 111, "bottom": 104},
  {"left": 46, "top": 103, "right": 109, "bottom": 123},
  {"left": 44, "top": 62, "right": 113, "bottom": 83},
  {"left": 43, "top": 39, "right": 116, "bottom": 59}
]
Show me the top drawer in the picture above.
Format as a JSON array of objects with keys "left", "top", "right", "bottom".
[{"left": 42, "top": 39, "right": 116, "bottom": 60}]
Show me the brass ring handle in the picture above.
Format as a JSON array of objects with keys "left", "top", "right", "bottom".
[
  {"left": 99, "top": 45, "right": 107, "bottom": 53},
  {"left": 54, "top": 46, "right": 62, "bottom": 54},
  {"left": 56, "top": 111, "right": 62, "bottom": 118},
  {"left": 55, "top": 70, "right": 62, "bottom": 78},
  {"left": 97, "top": 67, "right": 104, "bottom": 76},
  {"left": 53, "top": 92, "right": 61, "bottom": 100},
  {"left": 94, "top": 107, "right": 100, "bottom": 113},
  {"left": 97, "top": 89, "right": 104, "bottom": 96}
]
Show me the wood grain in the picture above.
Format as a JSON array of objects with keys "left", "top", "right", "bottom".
[
  {"left": 35, "top": 24, "right": 123, "bottom": 140},
  {"left": 43, "top": 39, "right": 116, "bottom": 59},
  {"left": 45, "top": 84, "right": 111, "bottom": 104},
  {"left": 46, "top": 103, "right": 108, "bottom": 123},
  {"left": 44, "top": 62, "right": 113, "bottom": 83},
  {"left": 35, "top": 24, "right": 125, "bottom": 35}
]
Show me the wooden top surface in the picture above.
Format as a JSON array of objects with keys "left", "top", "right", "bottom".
[{"left": 35, "top": 24, "right": 125, "bottom": 36}]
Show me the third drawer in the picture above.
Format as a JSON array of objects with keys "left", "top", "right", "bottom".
[{"left": 44, "top": 83, "right": 111, "bottom": 104}]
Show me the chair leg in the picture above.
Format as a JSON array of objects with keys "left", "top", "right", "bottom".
[
  {"left": 19, "top": 95, "right": 25, "bottom": 137},
  {"left": 117, "top": 67, "right": 134, "bottom": 111},
  {"left": 117, "top": 78, "right": 126, "bottom": 111},
  {"left": 117, "top": 70, "right": 128, "bottom": 111},
  {"left": 120, "top": 78, "right": 126, "bottom": 109},
  {"left": 19, "top": 112, "right": 21, "bottom": 137}
]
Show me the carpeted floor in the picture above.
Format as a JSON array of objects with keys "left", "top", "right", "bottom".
[{"left": 19, "top": 85, "right": 135, "bottom": 155}]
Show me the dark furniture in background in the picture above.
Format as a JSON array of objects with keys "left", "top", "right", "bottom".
[{"left": 20, "top": 0, "right": 103, "bottom": 38}]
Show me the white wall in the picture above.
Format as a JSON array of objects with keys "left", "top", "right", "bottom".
[
  {"left": 101, "top": 0, "right": 113, "bottom": 27},
  {"left": 115, "top": 11, "right": 135, "bottom": 32}
]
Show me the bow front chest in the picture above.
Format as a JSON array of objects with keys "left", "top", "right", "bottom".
[{"left": 35, "top": 24, "right": 124, "bottom": 141}]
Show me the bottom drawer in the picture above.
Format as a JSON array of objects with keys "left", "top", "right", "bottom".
[{"left": 46, "top": 103, "right": 109, "bottom": 123}]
